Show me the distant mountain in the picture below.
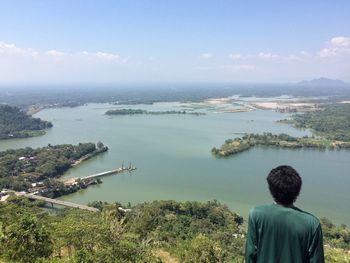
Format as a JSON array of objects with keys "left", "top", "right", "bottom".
[{"left": 297, "top": 78, "right": 350, "bottom": 87}]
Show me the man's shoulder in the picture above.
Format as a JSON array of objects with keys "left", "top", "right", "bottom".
[
  {"left": 290, "top": 206, "right": 321, "bottom": 226},
  {"left": 249, "top": 204, "right": 275, "bottom": 215},
  {"left": 250, "top": 204, "right": 320, "bottom": 226},
  {"left": 248, "top": 204, "right": 275, "bottom": 219}
]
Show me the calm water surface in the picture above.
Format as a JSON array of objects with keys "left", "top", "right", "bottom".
[{"left": 1, "top": 102, "right": 349, "bottom": 224}]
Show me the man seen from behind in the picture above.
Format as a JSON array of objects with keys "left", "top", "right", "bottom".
[{"left": 245, "top": 165, "right": 324, "bottom": 263}]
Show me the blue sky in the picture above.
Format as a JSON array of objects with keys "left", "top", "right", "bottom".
[{"left": 0, "top": 0, "right": 349, "bottom": 84}]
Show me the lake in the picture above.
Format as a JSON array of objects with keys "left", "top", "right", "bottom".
[{"left": 1, "top": 101, "right": 349, "bottom": 224}]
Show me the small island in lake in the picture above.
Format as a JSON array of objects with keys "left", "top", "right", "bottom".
[
  {"left": 0, "top": 142, "right": 108, "bottom": 197},
  {"left": 105, "top": 108, "right": 205, "bottom": 116},
  {"left": 0, "top": 105, "right": 52, "bottom": 140}
]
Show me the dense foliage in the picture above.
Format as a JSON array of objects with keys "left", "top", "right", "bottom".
[
  {"left": 291, "top": 103, "right": 350, "bottom": 141},
  {"left": 0, "top": 105, "right": 52, "bottom": 139},
  {"left": 0, "top": 199, "right": 244, "bottom": 263},
  {"left": 0, "top": 199, "right": 348, "bottom": 263},
  {"left": 212, "top": 133, "right": 350, "bottom": 157},
  {"left": 320, "top": 218, "right": 350, "bottom": 250},
  {"left": 0, "top": 143, "right": 107, "bottom": 192}
]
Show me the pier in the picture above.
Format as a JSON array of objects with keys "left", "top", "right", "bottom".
[{"left": 64, "top": 163, "right": 136, "bottom": 185}]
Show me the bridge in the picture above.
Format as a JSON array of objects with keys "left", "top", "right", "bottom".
[
  {"left": 7, "top": 165, "right": 137, "bottom": 213},
  {"left": 16, "top": 192, "right": 99, "bottom": 212}
]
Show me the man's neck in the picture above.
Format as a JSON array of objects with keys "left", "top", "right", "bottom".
[{"left": 275, "top": 202, "right": 294, "bottom": 208}]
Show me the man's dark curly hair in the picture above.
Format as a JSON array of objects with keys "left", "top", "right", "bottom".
[{"left": 267, "top": 165, "right": 302, "bottom": 205}]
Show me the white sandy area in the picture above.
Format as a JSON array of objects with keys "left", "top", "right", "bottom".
[
  {"left": 253, "top": 102, "right": 279, "bottom": 109},
  {"left": 288, "top": 103, "right": 314, "bottom": 107},
  {"left": 205, "top": 98, "right": 231, "bottom": 105},
  {"left": 253, "top": 102, "right": 315, "bottom": 109}
]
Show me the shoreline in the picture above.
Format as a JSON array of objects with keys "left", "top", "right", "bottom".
[{"left": 212, "top": 133, "right": 350, "bottom": 158}]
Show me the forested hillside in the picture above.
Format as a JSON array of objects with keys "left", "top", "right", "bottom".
[
  {"left": 0, "top": 105, "right": 52, "bottom": 139},
  {"left": 0, "top": 199, "right": 348, "bottom": 263}
]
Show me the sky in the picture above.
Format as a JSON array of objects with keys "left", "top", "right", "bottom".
[{"left": 0, "top": 0, "right": 350, "bottom": 84}]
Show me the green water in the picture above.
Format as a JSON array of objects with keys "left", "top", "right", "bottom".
[{"left": 1, "top": 102, "right": 349, "bottom": 224}]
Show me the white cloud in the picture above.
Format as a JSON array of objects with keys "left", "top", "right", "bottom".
[
  {"left": 45, "top": 50, "right": 66, "bottom": 57},
  {"left": 258, "top": 52, "right": 279, "bottom": 59},
  {"left": 200, "top": 53, "right": 213, "bottom": 59},
  {"left": 319, "top": 36, "right": 350, "bottom": 58},
  {"left": 0, "top": 41, "right": 131, "bottom": 83},
  {"left": 95, "top": 51, "right": 120, "bottom": 61},
  {"left": 330, "top": 37, "right": 350, "bottom": 47},
  {"left": 76, "top": 51, "right": 125, "bottom": 62},
  {"left": 0, "top": 41, "right": 37, "bottom": 57},
  {"left": 1, "top": 36, "right": 349, "bottom": 83},
  {"left": 228, "top": 53, "right": 242, "bottom": 60},
  {"left": 0, "top": 41, "right": 126, "bottom": 63}
]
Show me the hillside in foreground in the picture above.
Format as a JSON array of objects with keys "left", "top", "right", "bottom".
[{"left": 0, "top": 198, "right": 349, "bottom": 263}]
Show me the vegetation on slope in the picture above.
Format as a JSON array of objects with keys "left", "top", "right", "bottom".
[
  {"left": 0, "top": 105, "right": 52, "bottom": 140},
  {"left": 212, "top": 133, "right": 350, "bottom": 157},
  {"left": 0, "top": 198, "right": 349, "bottom": 263},
  {"left": 0, "top": 143, "right": 108, "bottom": 194},
  {"left": 0, "top": 198, "right": 245, "bottom": 263}
]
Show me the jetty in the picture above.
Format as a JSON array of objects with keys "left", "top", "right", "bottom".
[{"left": 64, "top": 163, "right": 136, "bottom": 185}]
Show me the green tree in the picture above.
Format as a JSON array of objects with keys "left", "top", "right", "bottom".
[
  {"left": 96, "top": 141, "right": 104, "bottom": 149},
  {"left": 184, "top": 234, "right": 221, "bottom": 263},
  {"left": 1, "top": 215, "right": 53, "bottom": 263}
]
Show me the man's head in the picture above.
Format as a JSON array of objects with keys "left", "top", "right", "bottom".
[{"left": 267, "top": 165, "right": 302, "bottom": 206}]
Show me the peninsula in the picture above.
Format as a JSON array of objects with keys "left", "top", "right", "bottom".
[
  {"left": 0, "top": 105, "right": 52, "bottom": 140},
  {"left": 0, "top": 142, "right": 108, "bottom": 197},
  {"left": 212, "top": 133, "right": 350, "bottom": 157},
  {"left": 213, "top": 103, "right": 350, "bottom": 157},
  {"left": 282, "top": 103, "right": 350, "bottom": 141}
]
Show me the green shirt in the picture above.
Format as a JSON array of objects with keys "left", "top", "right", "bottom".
[{"left": 245, "top": 204, "right": 324, "bottom": 263}]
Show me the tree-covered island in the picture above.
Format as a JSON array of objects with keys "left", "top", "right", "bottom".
[
  {"left": 0, "top": 105, "right": 52, "bottom": 140},
  {"left": 105, "top": 108, "right": 205, "bottom": 116},
  {"left": 0, "top": 142, "right": 108, "bottom": 197}
]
